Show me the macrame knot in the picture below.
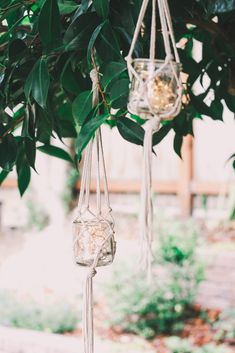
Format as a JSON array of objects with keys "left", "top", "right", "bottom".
[
  {"left": 144, "top": 116, "right": 161, "bottom": 134},
  {"left": 87, "top": 267, "right": 97, "bottom": 279},
  {"left": 166, "top": 53, "right": 174, "bottom": 61},
  {"left": 90, "top": 69, "right": 99, "bottom": 87}
]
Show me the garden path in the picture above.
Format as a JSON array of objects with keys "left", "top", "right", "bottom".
[
  {"left": 197, "top": 246, "right": 235, "bottom": 310},
  {"left": 0, "top": 326, "right": 154, "bottom": 353}
]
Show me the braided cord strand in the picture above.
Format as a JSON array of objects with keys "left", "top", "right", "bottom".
[
  {"left": 82, "top": 69, "right": 99, "bottom": 353},
  {"left": 126, "top": 0, "right": 183, "bottom": 279},
  {"left": 140, "top": 116, "right": 161, "bottom": 282},
  {"left": 78, "top": 67, "right": 115, "bottom": 353}
]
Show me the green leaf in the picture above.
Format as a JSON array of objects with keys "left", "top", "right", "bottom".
[
  {"left": 64, "top": 13, "right": 99, "bottom": 51},
  {"left": 173, "top": 107, "right": 194, "bottom": 136},
  {"left": 0, "top": 134, "right": 17, "bottom": 171},
  {"left": 24, "top": 58, "right": 50, "bottom": 109},
  {"left": 224, "top": 93, "right": 235, "bottom": 112},
  {"left": 95, "top": 21, "right": 121, "bottom": 62},
  {"left": 153, "top": 122, "right": 173, "bottom": 146},
  {"left": 116, "top": 118, "right": 144, "bottom": 146},
  {"left": 87, "top": 22, "right": 105, "bottom": 63},
  {"left": 25, "top": 138, "right": 36, "bottom": 171},
  {"left": 37, "top": 144, "right": 73, "bottom": 163},
  {"left": 174, "top": 134, "right": 183, "bottom": 159},
  {"left": 35, "top": 0, "right": 47, "bottom": 8},
  {"left": 228, "top": 153, "right": 235, "bottom": 161},
  {"left": 190, "top": 93, "right": 222, "bottom": 121},
  {"left": 72, "top": 91, "right": 93, "bottom": 126},
  {"left": 16, "top": 154, "right": 31, "bottom": 196},
  {"left": 0, "top": 169, "right": 9, "bottom": 185},
  {"left": 60, "top": 60, "right": 81, "bottom": 94},
  {"left": 93, "top": 0, "right": 109, "bottom": 19},
  {"left": 0, "top": 32, "right": 10, "bottom": 47},
  {"left": 36, "top": 105, "right": 53, "bottom": 144},
  {"left": 38, "top": 0, "right": 61, "bottom": 50},
  {"left": 76, "top": 113, "right": 108, "bottom": 159},
  {"left": 227, "top": 153, "right": 235, "bottom": 170},
  {"left": 24, "top": 74, "right": 33, "bottom": 103},
  {"left": 0, "top": 2, "right": 22, "bottom": 22},
  {"left": 178, "top": 49, "right": 199, "bottom": 84},
  {"left": 110, "top": 78, "right": 129, "bottom": 109},
  {"left": 56, "top": 100, "right": 77, "bottom": 137},
  {"left": 81, "top": 0, "right": 89, "bottom": 11},
  {"left": 58, "top": 0, "right": 78, "bottom": 14},
  {"left": 21, "top": 106, "right": 35, "bottom": 139},
  {"left": 210, "top": 98, "right": 224, "bottom": 121},
  {"left": 101, "top": 61, "right": 127, "bottom": 90},
  {"left": 21, "top": 117, "right": 30, "bottom": 138},
  {"left": 8, "top": 39, "right": 27, "bottom": 62},
  {"left": 0, "top": 63, "right": 5, "bottom": 85}
]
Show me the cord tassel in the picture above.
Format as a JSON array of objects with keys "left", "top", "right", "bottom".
[
  {"left": 140, "top": 116, "right": 161, "bottom": 281},
  {"left": 83, "top": 268, "right": 96, "bottom": 353},
  {"left": 74, "top": 65, "right": 116, "bottom": 353}
]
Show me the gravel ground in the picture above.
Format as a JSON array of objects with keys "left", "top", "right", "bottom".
[
  {"left": 0, "top": 326, "right": 154, "bottom": 353},
  {"left": 0, "top": 208, "right": 235, "bottom": 353}
]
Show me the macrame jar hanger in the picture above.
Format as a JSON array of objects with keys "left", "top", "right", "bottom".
[
  {"left": 73, "top": 69, "right": 116, "bottom": 353},
  {"left": 126, "top": 0, "right": 183, "bottom": 280}
]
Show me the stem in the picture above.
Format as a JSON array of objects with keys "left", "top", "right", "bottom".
[
  {"left": 0, "top": 1, "right": 34, "bottom": 14},
  {"left": 0, "top": 116, "right": 24, "bottom": 142},
  {"left": 91, "top": 49, "right": 112, "bottom": 115}
]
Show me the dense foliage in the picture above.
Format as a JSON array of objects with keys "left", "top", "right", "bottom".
[
  {"left": 105, "top": 223, "right": 204, "bottom": 339},
  {"left": 0, "top": 0, "right": 235, "bottom": 194},
  {"left": 166, "top": 337, "right": 230, "bottom": 353},
  {"left": 0, "top": 291, "right": 79, "bottom": 333}
]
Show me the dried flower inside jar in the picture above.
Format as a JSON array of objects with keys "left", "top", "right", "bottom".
[{"left": 73, "top": 218, "right": 116, "bottom": 267}]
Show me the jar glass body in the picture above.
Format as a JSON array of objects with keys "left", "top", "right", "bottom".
[
  {"left": 128, "top": 59, "right": 181, "bottom": 119},
  {"left": 73, "top": 219, "right": 116, "bottom": 267}
]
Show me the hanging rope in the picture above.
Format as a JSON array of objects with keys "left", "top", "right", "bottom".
[
  {"left": 140, "top": 116, "right": 161, "bottom": 282},
  {"left": 126, "top": 0, "right": 183, "bottom": 278},
  {"left": 74, "top": 67, "right": 115, "bottom": 353},
  {"left": 126, "top": 0, "right": 179, "bottom": 64},
  {"left": 150, "top": 0, "right": 156, "bottom": 61},
  {"left": 83, "top": 69, "right": 98, "bottom": 353}
]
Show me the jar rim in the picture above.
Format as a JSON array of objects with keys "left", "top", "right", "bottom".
[
  {"left": 132, "top": 58, "right": 181, "bottom": 67},
  {"left": 73, "top": 218, "right": 113, "bottom": 226}
]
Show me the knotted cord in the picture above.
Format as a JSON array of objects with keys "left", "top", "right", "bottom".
[
  {"left": 74, "top": 68, "right": 115, "bottom": 353},
  {"left": 126, "top": 0, "right": 183, "bottom": 278},
  {"left": 140, "top": 116, "right": 161, "bottom": 282}
]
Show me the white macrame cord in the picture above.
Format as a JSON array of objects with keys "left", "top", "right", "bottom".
[
  {"left": 126, "top": 0, "right": 183, "bottom": 277},
  {"left": 74, "top": 69, "right": 115, "bottom": 353},
  {"left": 126, "top": 0, "right": 183, "bottom": 121}
]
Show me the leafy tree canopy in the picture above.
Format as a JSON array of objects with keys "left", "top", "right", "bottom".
[{"left": 0, "top": 0, "right": 235, "bottom": 194}]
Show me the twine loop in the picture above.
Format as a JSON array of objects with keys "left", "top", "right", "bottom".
[
  {"left": 145, "top": 115, "right": 162, "bottom": 133},
  {"left": 90, "top": 69, "right": 99, "bottom": 87},
  {"left": 87, "top": 268, "right": 97, "bottom": 279},
  {"left": 75, "top": 63, "right": 115, "bottom": 353},
  {"left": 126, "top": 0, "right": 183, "bottom": 280}
]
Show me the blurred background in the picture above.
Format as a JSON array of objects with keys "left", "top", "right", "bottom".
[{"left": 0, "top": 112, "right": 235, "bottom": 353}]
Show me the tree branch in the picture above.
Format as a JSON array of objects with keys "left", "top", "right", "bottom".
[
  {"left": 0, "top": 116, "right": 24, "bottom": 142},
  {"left": 189, "top": 18, "right": 228, "bottom": 38},
  {"left": 91, "top": 49, "right": 112, "bottom": 115}
]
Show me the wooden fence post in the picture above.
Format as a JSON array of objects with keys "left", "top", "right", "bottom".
[{"left": 178, "top": 135, "right": 193, "bottom": 217}]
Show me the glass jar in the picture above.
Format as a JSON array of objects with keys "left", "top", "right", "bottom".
[
  {"left": 73, "top": 218, "right": 116, "bottom": 267},
  {"left": 128, "top": 59, "right": 181, "bottom": 119}
]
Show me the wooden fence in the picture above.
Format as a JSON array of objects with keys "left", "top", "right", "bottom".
[
  {"left": 76, "top": 111, "right": 235, "bottom": 217},
  {"left": 2, "top": 116, "right": 234, "bottom": 218},
  {"left": 76, "top": 135, "right": 233, "bottom": 217}
]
